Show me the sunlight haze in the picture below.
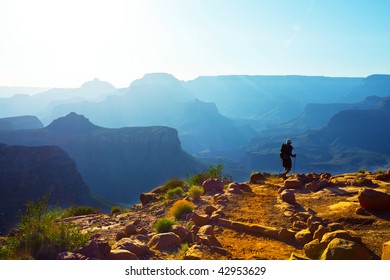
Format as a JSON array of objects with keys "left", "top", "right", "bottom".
[{"left": 0, "top": 0, "right": 389, "bottom": 88}]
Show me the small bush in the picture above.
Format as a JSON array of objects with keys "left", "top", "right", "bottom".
[
  {"left": 165, "top": 187, "right": 185, "bottom": 200},
  {"left": 110, "top": 205, "right": 122, "bottom": 216},
  {"left": 186, "top": 164, "right": 231, "bottom": 186},
  {"left": 169, "top": 200, "right": 194, "bottom": 220},
  {"left": 155, "top": 218, "right": 177, "bottom": 233},
  {"left": 188, "top": 185, "right": 204, "bottom": 200},
  {"left": 61, "top": 205, "right": 100, "bottom": 218},
  {"left": 160, "top": 178, "right": 187, "bottom": 193},
  {"left": 358, "top": 169, "right": 366, "bottom": 174},
  {"left": 2, "top": 197, "right": 90, "bottom": 259}
]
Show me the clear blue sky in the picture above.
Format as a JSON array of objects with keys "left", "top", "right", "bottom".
[{"left": 0, "top": 0, "right": 389, "bottom": 87}]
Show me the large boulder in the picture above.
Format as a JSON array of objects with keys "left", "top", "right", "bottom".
[
  {"left": 321, "top": 230, "right": 354, "bottom": 244},
  {"left": 320, "top": 238, "right": 372, "bottom": 260},
  {"left": 191, "top": 212, "right": 210, "bottom": 226},
  {"left": 109, "top": 249, "right": 139, "bottom": 260},
  {"left": 140, "top": 193, "right": 159, "bottom": 206},
  {"left": 171, "top": 225, "right": 193, "bottom": 243},
  {"left": 357, "top": 188, "right": 390, "bottom": 210},
  {"left": 112, "top": 238, "right": 150, "bottom": 257},
  {"left": 148, "top": 232, "right": 181, "bottom": 251},
  {"left": 284, "top": 178, "right": 303, "bottom": 189},
  {"left": 280, "top": 189, "right": 296, "bottom": 204},
  {"left": 295, "top": 229, "right": 313, "bottom": 246},
  {"left": 250, "top": 172, "right": 266, "bottom": 184},
  {"left": 75, "top": 240, "right": 111, "bottom": 260},
  {"left": 202, "top": 178, "right": 225, "bottom": 193}
]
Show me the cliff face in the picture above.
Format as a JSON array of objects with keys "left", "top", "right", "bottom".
[
  {"left": 0, "top": 116, "right": 43, "bottom": 130},
  {"left": 0, "top": 144, "right": 91, "bottom": 233},
  {"left": 0, "top": 113, "right": 203, "bottom": 204}
]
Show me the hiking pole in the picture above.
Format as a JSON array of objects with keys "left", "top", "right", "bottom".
[{"left": 293, "top": 156, "right": 296, "bottom": 174}]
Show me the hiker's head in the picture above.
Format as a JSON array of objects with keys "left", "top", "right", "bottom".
[{"left": 286, "top": 139, "right": 292, "bottom": 145}]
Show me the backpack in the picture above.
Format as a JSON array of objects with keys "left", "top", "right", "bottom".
[{"left": 280, "top": 143, "right": 290, "bottom": 159}]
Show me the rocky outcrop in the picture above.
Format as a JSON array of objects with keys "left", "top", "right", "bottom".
[
  {"left": 0, "top": 116, "right": 43, "bottom": 130},
  {"left": 358, "top": 188, "right": 390, "bottom": 210}
]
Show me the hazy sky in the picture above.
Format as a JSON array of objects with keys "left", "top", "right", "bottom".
[{"left": 0, "top": 0, "right": 389, "bottom": 88}]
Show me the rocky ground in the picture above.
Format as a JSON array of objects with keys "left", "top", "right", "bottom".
[{"left": 57, "top": 170, "right": 390, "bottom": 260}]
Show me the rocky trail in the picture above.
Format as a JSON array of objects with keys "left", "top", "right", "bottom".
[{"left": 57, "top": 170, "right": 390, "bottom": 260}]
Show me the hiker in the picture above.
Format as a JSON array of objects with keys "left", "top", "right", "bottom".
[{"left": 280, "top": 139, "right": 296, "bottom": 177}]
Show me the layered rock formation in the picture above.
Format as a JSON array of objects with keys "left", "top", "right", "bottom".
[
  {"left": 0, "top": 144, "right": 92, "bottom": 233},
  {"left": 0, "top": 112, "right": 203, "bottom": 204}
]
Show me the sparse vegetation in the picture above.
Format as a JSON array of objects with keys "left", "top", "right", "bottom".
[
  {"left": 188, "top": 185, "right": 204, "bottom": 200},
  {"left": 358, "top": 169, "right": 366, "bottom": 173},
  {"left": 155, "top": 218, "right": 177, "bottom": 233},
  {"left": 61, "top": 205, "right": 100, "bottom": 218},
  {"left": 186, "top": 164, "right": 231, "bottom": 186},
  {"left": 161, "top": 178, "right": 187, "bottom": 192},
  {"left": 165, "top": 187, "right": 185, "bottom": 200},
  {"left": 110, "top": 205, "right": 122, "bottom": 216},
  {"left": 0, "top": 197, "right": 89, "bottom": 260},
  {"left": 169, "top": 200, "right": 194, "bottom": 220}
]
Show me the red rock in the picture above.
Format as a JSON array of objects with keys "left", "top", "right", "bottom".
[
  {"left": 358, "top": 188, "right": 390, "bottom": 210},
  {"left": 284, "top": 178, "right": 303, "bottom": 189},
  {"left": 148, "top": 232, "right": 181, "bottom": 251},
  {"left": 109, "top": 249, "right": 139, "bottom": 260},
  {"left": 191, "top": 212, "right": 210, "bottom": 226},
  {"left": 202, "top": 178, "right": 225, "bottom": 193}
]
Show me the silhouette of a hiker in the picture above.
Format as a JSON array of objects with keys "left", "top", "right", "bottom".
[{"left": 280, "top": 139, "right": 296, "bottom": 177}]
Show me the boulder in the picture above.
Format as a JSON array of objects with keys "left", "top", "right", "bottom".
[
  {"left": 250, "top": 172, "right": 266, "bottom": 184},
  {"left": 140, "top": 193, "right": 159, "bottom": 206},
  {"left": 171, "top": 225, "right": 193, "bottom": 243},
  {"left": 305, "top": 181, "right": 321, "bottom": 192},
  {"left": 191, "top": 212, "right": 210, "bottom": 226},
  {"left": 227, "top": 182, "right": 242, "bottom": 194},
  {"left": 313, "top": 225, "right": 329, "bottom": 241},
  {"left": 148, "top": 232, "right": 181, "bottom": 251},
  {"left": 240, "top": 183, "right": 253, "bottom": 192},
  {"left": 205, "top": 205, "right": 218, "bottom": 216},
  {"left": 295, "top": 229, "right": 313, "bottom": 246},
  {"left": 75, "top": 240, "right": 110, "bottom": 260},
  {"left": 382, "top": 241, "right": 390, "bottom": 260},
  {"left": 280, "top": 189, "right": 296, "bottom": 204},
  {"left": 115, "top": 230, "right": 127, "bottom": 241},
  {"left": 202, "top": 178, "right": 225, "bottom": 193},
  {"left": 112, "top": 238, "right": 150, "bottom": 257},
  {"left": 284, "top": 178, "right": 303, "bottom": 189},
  {"left": 196, "top": 225, "right": 222, "bottom": 247},
  {"left": 278, "top": 228, "right": 296, "bottom": 243},
  {"left": 109, "top": 249, "right": 139, "bottom": 260},
  {"left": 320, "top": 238, "right": 371, "bottom": 260},
  {"left": 123, "top": 223, "right": 137, "bottom": 236},
  {"left": 321, "top": 230, "right": 354, "bottom": 244},
  {"left": 327, "top": 222, "right": 344, "bottom": 232},
  {"left": 358, "top": 188, "right": 390, "bottom": 210},
  {"left": 304, "top": 239, "right": 328, "bottom": 259}
]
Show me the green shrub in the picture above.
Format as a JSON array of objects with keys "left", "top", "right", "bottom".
[
  {"left": 165, "top": 187, "right": 185, "bottom": 200},
  {"left": 155, "top": 218, "right": 177, "bottom": 233},
  {"left": 188, "top": 185, "right": 204, "bottom": 200},
  {"left": 110, "top": 205, "right": 122, "bottom": 216},
  {"left": 61, "top": 205, "right": 100, "bottom": 218},
  {"left": 160, "top": 178, "right": 187, "bottom": 193},
  {"left": 186, "top": 164, "right": 231, "bottom": 186},
  {"left": 358, "top": 169, "right": 366, "bottom": 174},
  {"left": 3, "top": 197, "right": 90, "bottom": 259},
  {"left": 169, "top": 200, "right": 194, "bottom": 220}
]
